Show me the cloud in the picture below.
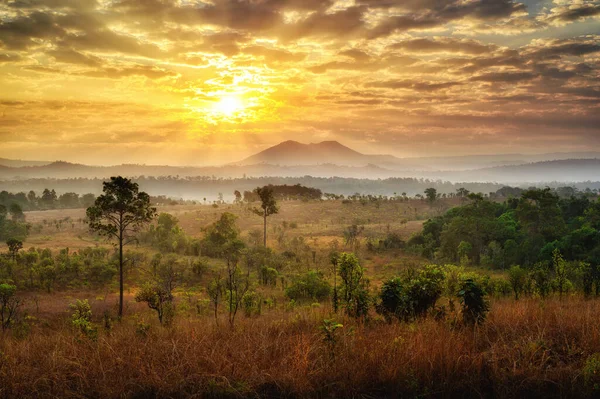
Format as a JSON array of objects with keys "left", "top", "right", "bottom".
[
  {"left": 387, "top": 37, "right": 495, "bottom": 55},
  {"left": 365, "top": 79, "right": 462, "bottom": 91},
  {"left": 0, "top": 0, "right": 599, "bottom": 162},
  {"left": 47, "top": 48, "right": 102, "bottom": 66}
]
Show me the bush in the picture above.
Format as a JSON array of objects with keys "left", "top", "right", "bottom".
[
  {"left": 135, "top": 283, "right": 173, "bottom": 325},
  {"left": 377, "top": 266, "right": 444, "bottom": 321},
  {"left": 457, "top": 279, "right": 489, "bottom": 325},
  {"left": 70, "top": 299, "right": 97, "bottom": 341},
  {"left": 0, "top": 283, "right": 21, "bottom": 331},
  {"left": 285, "top": 271, "right": 331, "bottom": 302},
  {"left": 508, "top": 265, "right": 528, "bottom": 300},
  {"left": 376, "top": 277, "right": 403, "bottom": 321},
  {"left": 530, "top": 263, "right": 552, "bottom": 298},
  {"left": 242, "top": 291, "right": 261, "bottom": 317},
  {"left": 583, "top": 353, "right": 600, "bottom": 392}
]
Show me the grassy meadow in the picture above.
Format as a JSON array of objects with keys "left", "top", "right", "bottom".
[{"left": 2, "top": 195, "right": 600, "bottom": 398}]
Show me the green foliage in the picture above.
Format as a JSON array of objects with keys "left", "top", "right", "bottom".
[
  {"left": 0, "top": 283, "right": 21, "bottom": 331},
  {"left": 377, "top": 266, "right": 445, "bottom": 321},
  {"left": 285, "top": 270, "right": 331, "bottom": 302},
  {"left": 135, "top": 283, "right": 173, "bottom": 325},
  {"left": 552, "top": 249, "right": 572, "bottom": 297},
  {"left": 202, "top": 212, "right": 240, "bottom": 257},
  {"left": 320, "top": 319, "right": 343, "bottom": 359},
  {"left": 259, "top": 266, "right": 278, "bottom": 286},
  {"left": 242, "top": 291, "right": 261, "bottom": 317},
  {"left": 583, "top": 353, "right": 600, "bottom": 392},
  {"left": 70, "top": 299, "right": 97, "bottom": 341},
  {"left": 508, "top": 265, "right": 528, "bottom": 300},
  {"left": 376, "top": 277, "right": 404, "bottom": 321},
  {"left": 530, "top": 263, "right": 552, "bottom": 298},
  {"left": 338, "top": 252, "right": 370, "bottom": 318},
  {"left": 142, "top": 213, "right": 192, "bottom": 254},
  {"left": 251, "top": 186, "right": 279, "bottom": 247},
  {"left": 424, "top": 187, "right": 437, "bottom": 202},
  {"left": 6, "top": 239, "right": 23, "bottom": 260},
  {"left": 86, "top": 176, "right": 156, "bottom": 317},
  {"left": 457, "top": 278, "right": 489, "bottom": 325}
]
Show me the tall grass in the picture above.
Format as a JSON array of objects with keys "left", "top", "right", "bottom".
[{"left": 1, "top": 297, "right": 600, "bottom": 398}]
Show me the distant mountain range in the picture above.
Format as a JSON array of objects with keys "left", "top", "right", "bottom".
[
  {"left": 0, "top": 158, "right": 51, "bottom": 168},
  {"left": 0, "top": 140, "right": 599, "bottom": 183}
]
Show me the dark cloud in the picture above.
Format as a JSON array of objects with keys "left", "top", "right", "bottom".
[
  {"left": 0, "top": 11, "right": 65, "bottom": 49},
  {"left": 308, "top": 55, "right": 418, "bottom": 73},
  {"left": 47, "top": 48, "right": 102, "bottom": 66},
  {"left": 388, "top": 37, "right": 494, "bottom": 55},
  {"left": 340, "top": 49, "right": 371, "bottom": 62},
  {"left": 78, "top": 65, "right": 176, "bottom": 79},
  {"left": 368, "top": 0, "right": 529, "bottom": 38},
  {"left": 470, "top": 71, "right": 538, "bottom": 83},
  {"left": 546, "top": 4, "right": 600, "bottom": 23},
  {"left": 365, "top": 79, "right": 462, "bottom": 91}
]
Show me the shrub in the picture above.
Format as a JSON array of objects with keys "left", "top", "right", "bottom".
[
  {"left": 457, "top": 278, "right": 489, "bottom": 325},
  {"left": 70, "top": 299, "right": 97, "bottom": 341},
  {"left": 402, "top": 265, "right": 445, "bottom": 319},
  {"left": 583, "top": 353, "right": 600, "bottom": 391},
  {"left": 0, "top": 284, "right": 21, "bottom": 331},
  {"left": 259, "top": 266, "right": 278, "bottom": 286},
  {"left": 377, "top": 266, "right": 445, "bottom": 321},
  {"left": 376, "top": 277, "right": 403, "bottom": 321},
  {"left": 530, "top": 263, "right": 552, "bottom": 298},
  {"left": 285, "top": 271, "right": 331, "bottom": 302},
  {"left": 508, "top": 265, "right": 528, "bottom": 300},
  {"left": 135, "top": 283, "right": 173, "bottom": 325},
  {"left": 242, "top": 291, "right": 261, "bottom": 317}
]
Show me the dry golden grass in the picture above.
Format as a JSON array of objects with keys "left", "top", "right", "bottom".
[
  {"left": 21, "top": 199, "right": 437, "bottom": 251},
  {"left": 2, "top": 296, "right": 600, "bottom": 398}
]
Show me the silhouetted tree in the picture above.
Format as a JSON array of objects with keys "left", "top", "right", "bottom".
[
  {"left": 252, "top": 186, "right": 279, "bottom": 248},
  {"left": 6, "top": 238, "right": 23, "bottom": 261},
  {"left": 87, "top": 176, "right": 156, "bottom": 318}
]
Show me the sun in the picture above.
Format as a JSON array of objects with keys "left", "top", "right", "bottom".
[{"left": 213, "top": 95, "right": 244, "bottom": 116}]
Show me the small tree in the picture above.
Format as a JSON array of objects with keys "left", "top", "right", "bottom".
[
  {"left": 0, "top": 283, "right": 22, "bottom": 331},
  {"left": 70, "top": 299, "right": 97, "bottom": 340},
  {"left": 330, "top": 252, "right": 339, "bottom": 313},
  {"left": 251, "top": 186, "right": 279, "bottom": 248},
  {"left": 508, "top": 265, "right": 527, "bottom": 300},
  {"left": 530, "top": 262, "right": 552, "bottom": 298},
  {"left": 424, "top": 188, "right": 438, "bottom": 203},
  {"left": 338, "top": 252, "right": 370, "bottom": 318},
  {"left": 224, "top": 239, "right": 248, "bottom": 329},
  {"left": 376, "top": 277, "right": 403, "bottom": 322},
  {"left": 135, "top": 283, "right": 172, "bottom": 325},
  {"left": 87, "top": 176, "right": 156, "bottom": 318},
  {"left": 8, "top": 203, "right": 25, "bottom": 222},
  {"left": 207, "top": 274, "right": 223, "bottom": 325},
  {"left": 457, "top": 278, "right": 489, "bottom": 325},
  {"left": 6, "top": 238, "right": 23, "bottom": 262},
  {"left": 552, "top": 249, "right": 571, "bottom": 298}
]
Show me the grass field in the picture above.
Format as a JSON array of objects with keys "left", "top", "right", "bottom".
[
  {"left": 2, "top": 296, "right": 600, "bottom": 398},
  {"left": 4, "top": 197, "right": 599, "bottom": 398}
]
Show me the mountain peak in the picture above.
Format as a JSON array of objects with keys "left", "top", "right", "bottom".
[{"left": 236, "top": 140, "right": 394, "bottom": 166}]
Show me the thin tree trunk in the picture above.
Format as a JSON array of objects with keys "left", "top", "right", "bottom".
[
  {"left": 263, "top": 213, "right": 267, "bottom": 247},
  {"left": 119, "top": 228, "right": 124, "bottom": 318}
]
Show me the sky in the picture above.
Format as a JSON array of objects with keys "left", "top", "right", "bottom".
[{"left": 0, "top": 0, "right": 599, "bottom": 166}]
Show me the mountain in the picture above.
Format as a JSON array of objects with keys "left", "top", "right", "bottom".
[
  {"left": 234, "top": 140, "right": 400, "bottom": 166},
  {"left": 435, "top": 159, "right": 600, "bottom": 183},
  {"left": 0, "top": 158, "right": 51, "bottom": 168}
]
